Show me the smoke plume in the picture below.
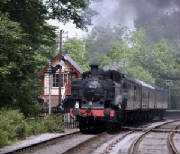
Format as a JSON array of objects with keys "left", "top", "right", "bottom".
[
  {"left": 90, "top": 0, "right": 179, "bottom": 29},
  {"left": 87, "top": 0, "right": 179, "bottom": 63}
]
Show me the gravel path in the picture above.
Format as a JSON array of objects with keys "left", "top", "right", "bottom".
[{"left": 173, "top": 133, "right": 180, "bottom": 153}]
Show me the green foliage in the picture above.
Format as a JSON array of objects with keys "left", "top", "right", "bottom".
[
  {"left": 0, "top": 109, "right": 25, "bottom": 146},
  {"left": 62, "top": 38, "right": 90, "bottom": 71},
  {"left": 140, "top": 40, "right": 180, "bottom": 108},
  {"left": 0, "top": 109, "right": 64, "bottom": 147},
  {"left": 127, "top": 65, "right": 155, "bottom": 85},
  {"left": 0, "top": 14, "right": 39, "bottom": 115},
  {"left": 43, "top": 114, "right": 64, "bottom": 132},
  {"left": 0, "top": 0, "right": 91, "bottom": 116},
  {"left": 45, "top": 0, "right": 91, "bottom": 29},
  {"left": 0, "top": 6, "right": 56, "bottom": 116}
]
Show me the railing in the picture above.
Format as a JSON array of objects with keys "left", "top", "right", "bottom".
[{"left": 64, "top": 113, "right": 79, "bottom": 129}]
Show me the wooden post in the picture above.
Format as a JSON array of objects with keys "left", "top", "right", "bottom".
[{"left": 59, "top": 30, "right": 63, "bottom": 106}]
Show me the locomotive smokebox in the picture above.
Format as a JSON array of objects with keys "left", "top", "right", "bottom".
[{"left": 90, "top": 64, "right": 98, "bottom": 71}]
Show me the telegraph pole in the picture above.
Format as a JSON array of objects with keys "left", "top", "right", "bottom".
[
  {"left": 58, "top": 30, "right": 63, "bottom": 106},
  {"left": 48, "top": 62, "right": 52, "bottom": 114}
]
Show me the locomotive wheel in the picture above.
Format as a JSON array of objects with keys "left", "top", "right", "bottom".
[{"left": 79, "top": 123, "right": 90, "bottom": 134}]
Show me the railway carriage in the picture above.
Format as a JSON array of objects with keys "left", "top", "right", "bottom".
[{"left": 61, "top": 64, "right": 168, "bottom": 132}]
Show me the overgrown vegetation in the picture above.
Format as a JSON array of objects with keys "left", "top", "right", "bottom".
[{"left": 0, "top": 109, "right": 64, "bottom": 147}]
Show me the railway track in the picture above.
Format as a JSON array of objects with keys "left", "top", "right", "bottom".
[
  {"left": 128, "top": 121, "right": 180, "bottom": 154},
  {"left": 62, "top": 132, "right": 116, "bottom": 154},
  {"left": 3, "top": 131, "right": 82, "bottom": 154},
  {"left": 167, "top": 125, "right": 180, "bottom": 154},
  {"left": 4, "top": 119, "right": 179, "bottom": 154},
  {"left": 92, "top": 120, "right": 180, "bottom": 154}
]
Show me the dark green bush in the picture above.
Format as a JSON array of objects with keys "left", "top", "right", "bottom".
[
  {"left": 0, "top": 109, "right": 64, "bottom": 148},
  {"left": 0, "top": 109, "right": 25, "bottom": 144},
  {"left": 0, "top": 129, "right": 8, "bottom": 147},
  {"left": 42, "top": 114, "right": 64, "bottom": 132}
]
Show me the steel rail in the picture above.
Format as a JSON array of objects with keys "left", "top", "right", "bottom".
[
  {"left": 99, "top": 131, "right": 134, "bottom": 154},
  {"left": 128, "top": 120, "right": 179, "bottom": 154},
  {"left": 123, "top": 126, "right": 180, "bottom": 133},
  {"left": 1, "top": 131, "right": 80, "bottom": 154},
  {"left": 62, "top": 132, "right": 107, "bottom": 154},
  {"left": 167, "top": 125, "right": 180, "bottom": 154}
]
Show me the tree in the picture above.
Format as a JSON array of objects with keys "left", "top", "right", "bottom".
[
  {"left": 143, "top": 41, "right": 179, "bottom": 108},
  {"left": 0, "top": 14, "right": 40, "bottom": 116},
  {"left": 45, "top": 0, "right": 93, "bottom": 29},
  {"left": 0, "top": 0, "right": 92, "bottom": 116},
  {"left": 62, "top": 38, "right": 90, "bottom": 71}
]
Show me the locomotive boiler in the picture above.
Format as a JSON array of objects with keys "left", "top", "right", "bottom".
[{"left": 62, "top": 64, "right": 168, "bottom": 132}]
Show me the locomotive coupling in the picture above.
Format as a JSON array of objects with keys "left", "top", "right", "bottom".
[
  {"left": 104, "top": 108, "right": 111, "bottom": 116},
  {"left": 72, "top": 108, "right": 79, "bottom": 116},
  {"left": 73, "top": 101, "right": 80, "bottom": 116}
]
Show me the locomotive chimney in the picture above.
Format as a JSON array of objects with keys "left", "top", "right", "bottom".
[{"left": 90, "top": 64, "right": 98, "bottom": 71}]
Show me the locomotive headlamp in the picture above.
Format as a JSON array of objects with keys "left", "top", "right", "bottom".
[
  {"left": 89, "top": 101, "right": 93, "bottom": 106},
  {"left": 118, "top": 104, "right": 121, "bottom": 109},
  {"left": 75, "top": 101, "right": 79, "bottom": 108}
]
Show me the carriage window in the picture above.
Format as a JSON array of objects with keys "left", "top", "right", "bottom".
[{"left": 53, "top": 74, "right": 67, "bottom": 87}]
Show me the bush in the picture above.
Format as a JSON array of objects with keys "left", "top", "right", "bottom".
[
  {"left": 0, "top": 109, "right": 25, "bottom": 145},
  {"left": 42, "top": 114, "right": 64, "bottom": 132},
  {"left": 0, "top": 129, "right": 8, "bottom": 147},
  {"left": 0, "top": 109, "right": 64, "bottom": 148}
]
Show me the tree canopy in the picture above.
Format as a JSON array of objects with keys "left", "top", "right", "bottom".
[
  {"left": 0, "top": 0, "right": 91, "bottom": 116},
  {"left": 62, "top": 38, "right": 90, "bottom": 71}
]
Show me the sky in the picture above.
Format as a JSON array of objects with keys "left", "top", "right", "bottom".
[{"left": 47, "top": 20, "right": 87, "bottom": 39}]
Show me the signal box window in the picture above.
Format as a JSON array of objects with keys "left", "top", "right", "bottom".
[{"left": 53, "top": 74, "right": 67, "bottom": 87}]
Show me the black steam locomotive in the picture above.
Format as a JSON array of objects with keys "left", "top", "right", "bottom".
[{"left": 62, "top": 65, "right": 168, "bottom": 132}]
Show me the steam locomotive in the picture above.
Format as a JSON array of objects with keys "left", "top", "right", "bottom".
[{"left": 62, "top": 64, "right": 168, "bottom": 132}]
